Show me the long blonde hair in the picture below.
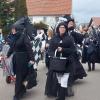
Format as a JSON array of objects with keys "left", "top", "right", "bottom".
[{"left": 47, "top": 28, "right": 53, "bottom": 38}]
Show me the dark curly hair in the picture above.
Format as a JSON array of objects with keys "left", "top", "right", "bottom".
[{"left": 56, "top": 22, "right": 68, "bottom": 34}]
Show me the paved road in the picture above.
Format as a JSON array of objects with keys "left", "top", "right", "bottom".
[{"left": 0, "top": 62, "right": 100, "bottom": 100}]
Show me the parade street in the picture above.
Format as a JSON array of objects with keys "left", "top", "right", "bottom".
[{"left": 0, "top": 62, "right": 100, "bottom": 100}]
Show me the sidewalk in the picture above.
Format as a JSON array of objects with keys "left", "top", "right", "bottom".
[{"left": 0, "top": 63, "right": 100, "bottom": 100}]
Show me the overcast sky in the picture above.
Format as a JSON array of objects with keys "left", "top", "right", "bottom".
[{"left": 72, "top": 0, "right": 100, "bottom": 24}]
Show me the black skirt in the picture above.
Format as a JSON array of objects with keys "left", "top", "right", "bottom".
[{"left": 45, "top": 70, "right": 58, "bottom": 97}]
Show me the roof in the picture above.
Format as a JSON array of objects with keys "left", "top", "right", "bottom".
[
  {"left": 26, "top": 0, "right": 72, "bottom": 16},
  {"left": 89, "top": 17, "right": 100, "bottom": 27}
]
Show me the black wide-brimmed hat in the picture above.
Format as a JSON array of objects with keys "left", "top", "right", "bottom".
[{"left": 63, "top": 15, "right": 75, "bottom": 24}]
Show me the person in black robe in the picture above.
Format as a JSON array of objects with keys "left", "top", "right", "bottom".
[
  {"left": 45, "top": 28, "right": 54, "bottom": 69},
  {"left": 66, "top": 18, "right": 87, "bottom": 88},
  {"left": 46, "top": 22, "right": 78, "bottom": 100},
  {"left": 7, "top": 26, "right": 35, "bottom": 100}
]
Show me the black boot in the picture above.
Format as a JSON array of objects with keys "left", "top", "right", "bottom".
[
  {"left": 13, "top": 96, "right": 20, "bottom": 100},
  {"left": 56, "top": 87, "right": 66, "bottom": 100},
  {"left": 88, "top": 62, "right": 91, "bottom": 71},
  {"left": 67, "top": 86, "right": 74, "bottom": 97},
  {"left": 92, "top": 63, "right": 95, "bottom": 71}
]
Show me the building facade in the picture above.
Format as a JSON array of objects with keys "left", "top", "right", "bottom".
[{"left": 26, "top": 0, "right": 72, "bottom": 27}]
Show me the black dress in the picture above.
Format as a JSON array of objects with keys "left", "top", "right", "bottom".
[
  {"left": 45, "top": 33, "right": 87, "bottom": 96},
  {"left": 45, "top": 33, "right": 76, "bottom": 96},
  {"left": 7, "top": 32, "right": 34, "bottom": 98},
  {"left": 45, "top": 37, "right": 52, "bottom": 69},
  {"left": 68, "top": 31, "right": 87, "bottom": 84}
]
